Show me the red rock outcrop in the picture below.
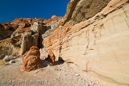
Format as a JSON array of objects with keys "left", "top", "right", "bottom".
[
  {"left": 22, "top": 46, "right": 42, "bottom": 72},
  {"left": 48, "top": 50, "right": 56, "bottom": 65},
  {"left": 44, "top": 15, "right": 63, "bottom": 25},
  {"left": 0, "top": 16, "right": 62, "bottom": 59}
]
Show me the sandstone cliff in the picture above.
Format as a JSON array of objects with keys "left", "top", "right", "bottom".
[{"left": 42, "top": 0, "right": 129, "bottom": 85}]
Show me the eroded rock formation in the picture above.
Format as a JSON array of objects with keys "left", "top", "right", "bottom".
[
  {"left": 0, "top": 37, "right": 21, "bottom": 59},
  {"left": 0, "top": 23, "right": 15, "bottom": 40},
  {"left": 22, "top": 46, "right": 42, "bottom": 72},
  {"left": 0, "top": 16, "right": 62, "bottom": 59},
  {"left": 0, "top": 0, "right": 129, "bottom": 85},
  {"left": 48, "top": 50, "right": 56, "bottom": 65}
]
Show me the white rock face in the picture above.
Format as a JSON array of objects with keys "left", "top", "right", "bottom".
[
  {"left": 30, "top": 22, "right": 42, "bottom": 34},
  {"left": 43, "top": 1, "right": 129, "bottom": 85},
  {"left": 3, "top": 55, "right": 13, "bottom": 62},
  {"left": 40, "top": 48, "right": 48, "bottom": 60},
  {"left": 20, "top": 22, "right": 43, "bottom": 55},
  {"left": 20, "top": 31, "right": 32, "bottom": 55},
  {"left": 61, "top": 3, "right": 129, "bottom": 85}
]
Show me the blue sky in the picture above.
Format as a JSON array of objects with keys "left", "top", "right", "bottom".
[{"left": 0, "top": 0, "right": 70, "bottom": 23}]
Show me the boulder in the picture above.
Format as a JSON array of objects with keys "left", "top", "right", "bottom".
[{"left": 22, "top": 46, "right": 42, "bottom": 72}]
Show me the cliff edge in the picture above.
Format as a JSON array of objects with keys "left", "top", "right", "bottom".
[{"left": 43, "top": 0, "right": 129, "bottom": 85}]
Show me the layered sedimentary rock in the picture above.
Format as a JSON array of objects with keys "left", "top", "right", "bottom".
[
  {"left": 20, "top": 31, "right": 38, "bottom": 55},
  {"left": 64, "top": 0, "right": 110, "bottom": 25},
  {"left": 0, "top": 16, "right": 62, "bottom": 59},
  {"left": 0, "top": 18, "right": 44, "bottom": 58},
  {"left": 0, "top": 23, "right": 16, "bottom": 40},
  {"left": 0, "top": 37, "right": 21, "bottom": 59},
  {"left": 42, "top": 0, "right": 129, "bottom": 85},
  {"left": 20, "top": 21, "right": 43, "bottom": 55}
]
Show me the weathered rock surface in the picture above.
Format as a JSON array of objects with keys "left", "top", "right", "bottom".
[
  {"left": 41, "top": 15, "right": 63, "bottom": 48},
  {"left": 63, "top": 0, "right": 80, "bottom": 25},
  {"left": 0, "top": 18, "right": 43, "bottom": 58},
  {"left": 64, "top": 0, "right": 110, "bottom": 25},
  {"left": 0, "top": 23, "right": 15, "bottom": 40},
  {"left": 20, "top": 21, "right": 43, "bottom": 55},
  {"left": 40, "top": 48, "right": 48, "bottom": 60},
  {"left": 0, "top": 16, "right": 62, "bottom": 58},
  {"left": 1, "top": 0, "right": 129, "bottom": 85},
  {"left": 48, "top": 50, "right": 56, "bottom": 65},
  {"left": 69, "top": 0, "right": 110, "bottom": 25},
  {"left": 22, "top": 46, "right": 42, "bottom": 72},
  {"left": 20, "top": 31, "right": 33, "bottom": 55},
  {"left": 0, "top": 37, "right": 21, "bottom": 59},
  {"left": 42, "top": 0, "right": 129, "bottom": 85}
]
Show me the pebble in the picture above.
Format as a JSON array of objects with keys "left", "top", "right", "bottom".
[
  {"left": 9, "top": 60, "right": 15, "bottom": 64},
  {"left": 54, "top": 68, "right": 61, "bottom": 71},
  {"left": 96, "top": 81, "right": 99, "bottom": 84},
  {"left": 75, "top": 73, "right": 80, "bottom": 76}
]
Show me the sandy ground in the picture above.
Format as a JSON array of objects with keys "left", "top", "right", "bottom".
[{"left": 0, "top": 57, "right": 115, "bottom": 86}]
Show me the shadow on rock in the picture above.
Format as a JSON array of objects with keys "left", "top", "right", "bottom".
[{"left": 41, "top": 57, "right": 65, "bottom": 67}]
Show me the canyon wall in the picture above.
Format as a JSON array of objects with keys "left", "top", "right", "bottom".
[
  {"left": 0, "top": 0, "right": 129, "bottom": 85},
  {"left": 43, "top": 0, "right": 129, "bottom": 85},
  {"left": 0, "top": 17, "right": 62, "bottom": 59}
]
